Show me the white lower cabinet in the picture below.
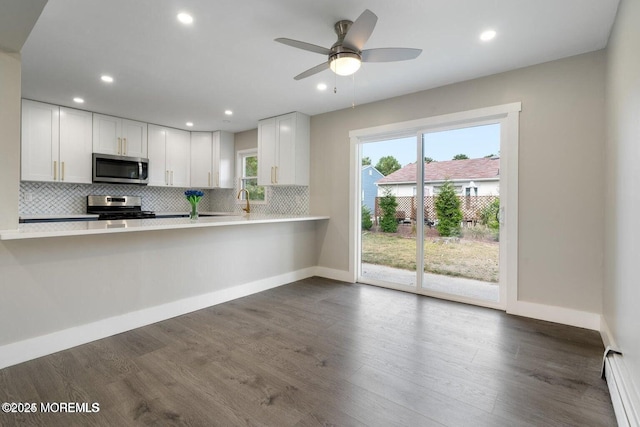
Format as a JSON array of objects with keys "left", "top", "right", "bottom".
[
  {"left": 190, "top": 131, "right": 234, "bottom": 188},
  {"left": 21, "top": 100, "right": 92, "bottom": 184},
  {"left": 148, "top": 124, "right": 191, "bottom": 187}
]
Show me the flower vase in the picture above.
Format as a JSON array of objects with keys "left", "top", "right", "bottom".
[
  {"left": 189, "top": 203, "right": 199, "bottom": 221},
  {"left": 185, "top": 189, "right": 204, "bottom": 221}
]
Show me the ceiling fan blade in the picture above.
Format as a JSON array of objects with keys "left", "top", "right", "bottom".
[
  {"left": 294, "top": 62, "right": 329, "bottom": 80},
  {"left": 342, "top": 9, "right": 378, "bottom": 51},
  {"left": 361, "top": 48, "right": 422, "bottom": 62},
  {"left": 275, "top": 38, "right": 331, "bottom": 55}
]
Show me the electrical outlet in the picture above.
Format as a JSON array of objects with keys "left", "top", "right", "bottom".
[{"left": 25, "top": 192, "right": 33, "bottom": 202}]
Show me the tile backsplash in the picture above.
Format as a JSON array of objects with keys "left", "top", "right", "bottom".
[{"left": 19, "top": 182, "right": 309, "bottom": 216}]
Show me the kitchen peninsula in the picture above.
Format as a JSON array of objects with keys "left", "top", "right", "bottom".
[{"left": 1, "top": 214, "right": 328, "bottom": 240}]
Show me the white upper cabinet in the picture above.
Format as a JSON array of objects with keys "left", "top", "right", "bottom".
[
  {"left": 147, "top": 124, "right": 190, "bottom": 187},
  {"left": 190, "top": 132, "right": 213, "bottom": 188},
  {"left": 59, "top": 107, "right": 93, "bottom": 183},
  {"left": 21, "top": 100, "right": 92, "bottom": 184},
  {"left": 92, "top": 113, "right": 147, "bottom": 157},
  {"left": 257, "top": 112, "right": 309, "bottom": 186},
  {"left": 190, "top": 131, "right": 234, "bottom": 188},
  {"left": 167, "top": 128, "right": 191, "bottom": 187}
]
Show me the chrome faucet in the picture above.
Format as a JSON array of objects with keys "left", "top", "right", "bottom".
[{"left": 236, "top": 189, "right": 250, "bottom": 213}]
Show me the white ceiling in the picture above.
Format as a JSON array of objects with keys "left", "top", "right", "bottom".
[{"left": 19, "top": 0, "right": 619, "bottom": 133}]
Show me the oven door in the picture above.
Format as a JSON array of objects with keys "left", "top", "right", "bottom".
[{"left": 93, "top": 153, "right": 149, "bottom": 185}]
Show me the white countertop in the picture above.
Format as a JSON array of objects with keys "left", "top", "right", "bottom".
[{"left": 1, "top": 214, "right": 329, "bottom": 240}]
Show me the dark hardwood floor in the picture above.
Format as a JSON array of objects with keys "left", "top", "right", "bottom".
[{"left": 0, "top": 278, "right": 616, "bottom": 426}]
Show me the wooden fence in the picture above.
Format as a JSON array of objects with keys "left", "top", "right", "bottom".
[{"left": 374, "top": 195, "right": 498, "bottom": 225}]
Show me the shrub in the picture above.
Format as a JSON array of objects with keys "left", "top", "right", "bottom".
[
  {"left": 434, "top": 180, "right": 462, "bottom": 237},
  {"left": 479, "top": 198, "right": 500, "bottom": 231},
  {"left": 361, "top": 205, "right": 373, "bottom": 230},
  {"left": 379, "top": 189, "right": 398, "bottom": 233},
  {"left": 463, "top": 225, "right": 490, "bottom": 240}
]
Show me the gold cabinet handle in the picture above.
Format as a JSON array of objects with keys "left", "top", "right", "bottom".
[
  {"left": 275, "top": 166, "right": 278, "bottom": 184},
  {"left": 117, "top": 137, "right": 122, "bottom": 154},
  {"left": 208, "top": 172, "right": 211, "bottom": 187},
  {"left": 53, "top": 160, "right": 57, "bottom": 181},
  {"left": 123, "top": 137, "right": 127, "bottom": 155},
  {"left": 61, "top": 161, "right": 65, "bottom": 181},
  {"left": 270, "top": 166, "right": 274, "bottom": 184},
  {"left": 165, "top": 170, "right": 169, "bottom": 185}
]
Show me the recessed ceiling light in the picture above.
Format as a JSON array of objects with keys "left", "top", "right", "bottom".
[
  {"left": 101, "top": 75, "right": 114, "bottom": 83},
  {"left": 73, "top": 97, "right": 84, "bottom": 104},
  {"left": 185, "top": 122, "right": 194, "bottom": 127},
  {"left": 480, "top": 30, "right": 497, "bottom": 42},
  {"left": 317, "top": 83, "right": 327, "bottom": 91},
  {"left": 177, "top": 12, "right": 193, "bottom": 24},
  {"left": 224, "top": 110, "right": 233, "bottom": 116}
]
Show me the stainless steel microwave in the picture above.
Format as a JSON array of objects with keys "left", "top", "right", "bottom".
[{"left": 92, "top": 153, "right": 149, "bottom": 185}]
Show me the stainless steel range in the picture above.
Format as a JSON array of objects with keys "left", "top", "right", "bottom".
[{"left": 87, "top": 195, "right": 156, "bottom": 220}]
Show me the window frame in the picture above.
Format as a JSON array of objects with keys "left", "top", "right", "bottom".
[{"left": 236, "top": 148, "right": 267, "bottom": 205}]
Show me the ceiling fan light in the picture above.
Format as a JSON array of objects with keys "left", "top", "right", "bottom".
[{"left": 330, "top": 53, "right": 362, "bottom": 76}]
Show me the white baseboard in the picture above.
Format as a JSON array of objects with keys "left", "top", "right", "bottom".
[
  {"left": 313, "top": 266, "right": 354, "bottom": 283},
  {"left": 506, "top": 300, "right": 601, "bottom": 330},
  {"left": 605, "top": 353, "right": 640, "bottom": 427},
  {"left": 0, "top": 267, "right": 316, "bottom": 370}
]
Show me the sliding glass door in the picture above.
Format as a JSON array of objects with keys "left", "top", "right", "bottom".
[
  {"left": 360, "top": 137, "right": 418, "bottom": 289},
  {"left": 358, "top": 121, "right": 506, "bottom": 309},
  {"left": 419, "top": 124, "right": 501, "bottom": 304}
]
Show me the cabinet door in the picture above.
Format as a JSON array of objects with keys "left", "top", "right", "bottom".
[
  {"left": 121, "top": 119, "right": 148, "bottom": 157},
  {"left": 257, "top": 118, "right": 276, "bottom": 185},
  {"left": 92, "top": 114, "right": 122, "bottom": 155},
  {"left": 59, "top": 107, "right": 92, "bottom": 184},
  {"left": 166, "top": 129, "right": 191, "bottom": 187},
  {"left": 147, "top": 124, "right": 168, "bottom": 186},
  {"left": 275, "top": 113, "right": 295, "bottom": 185},
  {"left": 190, "top": 132, "right": 213, "bottom": 188},
  {"left": 217, "top": 131, "right": 235, "bottom": 189},
  {"left": 21, "top": 100, "right": 59, "bottom": 182}
]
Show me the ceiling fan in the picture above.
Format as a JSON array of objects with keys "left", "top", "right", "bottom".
[{"left": 275, "top": 9, "right": 422, "bottom": 80}]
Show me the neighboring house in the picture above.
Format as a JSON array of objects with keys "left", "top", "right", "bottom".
[
  {"left": 361, "top": 165, "right": 384, "bottom": 212},
  {"left": 376, "top": 157, "right": 500, "bottom": 197}
]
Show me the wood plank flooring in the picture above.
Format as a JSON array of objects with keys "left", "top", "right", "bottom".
[{"left": 0, "top": 277, "right": 616, "bottom": 426}]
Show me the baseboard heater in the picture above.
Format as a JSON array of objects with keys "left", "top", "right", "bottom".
[{"left": 602, "top": 346, "right": 640, "bottom": 427}]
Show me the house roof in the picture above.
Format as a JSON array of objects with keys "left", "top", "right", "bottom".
[
  {"left": 377, "top": 157, "right": 500, "bottom": 184},
  {"left": 362, "top": 165, "right": 384, "bottom": 176}
]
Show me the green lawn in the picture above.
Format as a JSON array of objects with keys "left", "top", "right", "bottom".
[{"left": 362, "top": 231, "right": 499, "bottom": 283}]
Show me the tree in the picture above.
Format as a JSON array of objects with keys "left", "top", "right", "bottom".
[
  {"left": 434, "top": 180, "right": 462, "bottom": 237},
  {"left": 362, "top": 156, "right": 372, "bottom": 166},
  {"left": 361, "top": 205, "right": 373, "bottom": 230},
  {"left": 452, "top": 154, "right": 469, "bottom": 160},
  {"left": 379, "top": 188, "right": 398, "bottom": 233},
  {"left": 424, "top": 157, "right": 435, "bottom": 163},
  {"left": 375, "top": 156, "right": 401, "bottom": 176}
]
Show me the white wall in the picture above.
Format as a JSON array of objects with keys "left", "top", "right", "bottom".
[
  {"left": 0, "top": 51, "right": 21, "bottom": 230},
  {"left": 310, "top": 51, "right": 606, "bottom": 314},
  {"left": 604, "top": 0, "right": 640, "bottom": 399}
]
